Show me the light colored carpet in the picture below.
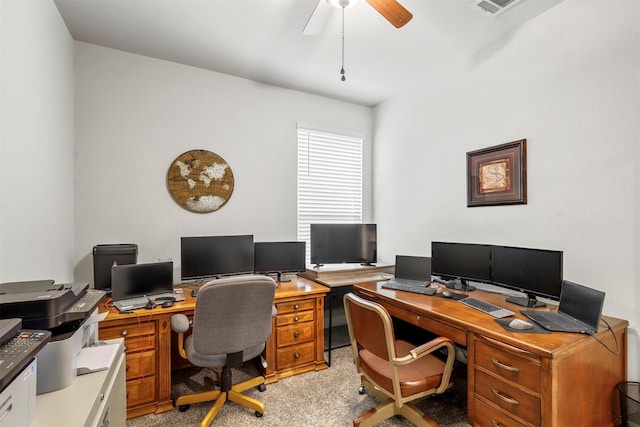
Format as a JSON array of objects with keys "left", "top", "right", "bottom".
[{"left": 126, "top": 346, "right": 469, "bottom": 426}]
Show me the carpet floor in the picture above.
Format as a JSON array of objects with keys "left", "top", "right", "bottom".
[{"left": 126, "top": 346, "right": 469, "bottom": 426}]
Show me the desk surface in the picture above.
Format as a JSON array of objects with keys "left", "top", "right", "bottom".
[{"left": 353, "top": 282, "right": 628, "bottom": 358}]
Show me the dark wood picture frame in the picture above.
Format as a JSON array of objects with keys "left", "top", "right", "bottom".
[{"left": 467, "top": 139, "right": 527, "bottom": 207}]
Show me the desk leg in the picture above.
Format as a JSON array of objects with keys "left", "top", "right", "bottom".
[{"left": 327, "top": 291, "right": 333, "bottom": 367}]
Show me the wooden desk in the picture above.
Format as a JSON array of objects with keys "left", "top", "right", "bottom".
[
  {"left": 98, "top": 276, "right": 328, "bottom": 419},
  {"left": 353, "top": 282, "right": 628, "bottom": 427}
]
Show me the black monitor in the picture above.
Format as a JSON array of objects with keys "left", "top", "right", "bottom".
[
  {"left": 430, "top": 242, "right": 492, "bottom": 291},
  {"left": 180, "top": 235, "right": 254, "bottom": 280},
  {"left": 111, "top": 261, "right": 173, "bottom": 301},
  {"left": 492, "top": 245, "right": 563, "bottom": 307},
  {"left": 394, "top": 255, "right": 431, "bottom": 281},
  {"left": 310, "top": 224, "right": 377, "bottom": 267},
  {"left": 254, "top": 241, "right": 306, "bottom": 282}
]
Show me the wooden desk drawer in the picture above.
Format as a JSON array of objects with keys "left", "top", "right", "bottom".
[
  {"left": 125, "top": 350, "right": 156, "bottom": 380},
  {"left": 101, "top": 322, "right": 156, "bottom": 352},
  {"left": 126, "top": 376, "right": 157, "bottom": 408},
  {"left": 475, "top": 370, "right": 540, "bottom": 426},
  {"left": 276, "top": 341, "right": 315, "bottom": 369},
  {"left": 475, "top": 338, "right": 541, "bottom": 392},
  {"left": 276, "top": 310, "right": 314, "bottom": 327},
  {"left": 474, "top": 398, "right": 528, "bottom": 427},
  {"left": 276, "top": 323, "right": 314, "bottom": 347},
  {"left": 276, "top": 299, "right": 315, "bottom": 315}
]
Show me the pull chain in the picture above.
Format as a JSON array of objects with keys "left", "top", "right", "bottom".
[{"left": 340, "top": 6, "right": 346, "bottom": 81}]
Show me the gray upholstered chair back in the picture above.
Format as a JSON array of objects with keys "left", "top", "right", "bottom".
[{"left": 192, "top": 275, "right": 276, "bottom": 356}]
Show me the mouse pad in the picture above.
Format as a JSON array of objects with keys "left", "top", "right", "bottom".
[{"left": 495, "top": 319, "right": 551, "bottom": 334}]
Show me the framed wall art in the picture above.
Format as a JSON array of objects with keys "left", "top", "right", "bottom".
[{"left": 466, "top": 139, "right": 527, "bottom": 207}]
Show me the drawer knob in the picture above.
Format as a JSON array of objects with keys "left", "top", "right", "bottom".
[
  {"left": 99, "top": 392, "right": 105, "bottom": 401},
  {"left": 491, "top": 421, "right": 501, "bottom": 427},
  {"left": 294, "top": 304, "right": 299, "bottom": 310},
  {"left": 121, "top": 329, "right": 128, "bottom": 337},
  {"left": 491, "top": 358, "right": 519, "bottom": 373},
  {"left": 294, "top": 352, "right": 300, "bottom": 359},
  {"left": 294, "top": 316, "right": 299, "bottom": 322},
  {"left": 294, "top": 331, "right": 300, "bottom": 338},
  {"left": 491, "top": 388, "right": 519, "bottom": 406}
]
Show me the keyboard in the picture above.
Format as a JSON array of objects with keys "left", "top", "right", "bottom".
[
  {"left": 113, "top": 292, "right": 185, "bottom": 312},
  {"left": 458, "top": 297, "right": 514, "bottom": 318},
  {"left": 521, "top": 311, "right": 589, "bottom": 332},
  {"left": 382, "top": 281, "right": 437, "bottom": 296}
]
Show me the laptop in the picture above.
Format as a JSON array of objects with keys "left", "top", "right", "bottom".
[
  {"left": 111, "top": 261, "right": 184, "bottom": 312},
  {"left": 386, "top": 255, "right": 431, "bottom": 287},
  {"left": 521, "top": 280, "right": 605, "bottom": 334}
]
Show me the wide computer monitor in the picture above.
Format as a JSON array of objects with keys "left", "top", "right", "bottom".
[
  {"left": 430, "top": 241, "right": 492, "bottom": 291},
  {"left": 254, "top": 241, "right": 306, "bottom": 282},
  {"left": 310, "top": 224, "right": 377, "bottom": 267},
  {"left": 180, "top": 234, "right": 254, "bottom": 280},
  {"left": 492, "top": 245, "right": 563, "bottom": 307}
]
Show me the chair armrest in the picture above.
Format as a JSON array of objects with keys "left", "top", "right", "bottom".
[
  {"left": 171, "top": 313, "right": 190, "bottom": 333},
  {"left": 272, "top": 305, "right": 277, "bottom": 318},
  {"left": 395, "top": 337, "right": 455, "bottom": 365}
]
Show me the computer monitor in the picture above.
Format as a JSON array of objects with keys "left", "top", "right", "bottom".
[
  {"left": 254, "top": 241, "right": 306, "bottom": 282},
  {"left": 310, "top": 224, "right": 377, "bottom": 267},
  {"left": 111, "top": 261, "right": 173, "bottom": 301},
  {"left": 180, "top": 235, "right": 254, "bottom": 280},
  {"left": 492, "top": 245, "right": 563, "bottom": 307},
  {"left": 430, "top": 242, "right": 492, "bottom": 291}
]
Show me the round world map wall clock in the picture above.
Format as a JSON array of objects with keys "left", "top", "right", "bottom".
[{"left": 166, "top": 149, "right": 235, "bottom": 213}]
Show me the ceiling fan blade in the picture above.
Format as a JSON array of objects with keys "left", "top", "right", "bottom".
[
  {"left": 365, "top": 0, "right": 413, "bottom": 28},
  {"left": 303, "top": 0, "right": 333, "bottom": 35}
]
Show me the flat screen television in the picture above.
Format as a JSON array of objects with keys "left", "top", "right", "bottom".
[
  {"left": 492, "top": 245, "right": 563, "bottom": 307},
  {"left": 254, "top": 241, "right": 306, "bottom": 282},
  {"left": 430, "top": 242, "right": 492, "bottom": 291},
  {"left": 310, "top": 224, "right": 377, "bottom": 267},
  {"left": 180, "top": 235, "right": 254, "bottom": 280}
]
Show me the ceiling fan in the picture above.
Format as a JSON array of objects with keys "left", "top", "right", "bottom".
[{"left": 303, "top": 0, "right": 413, "bottom": 35}]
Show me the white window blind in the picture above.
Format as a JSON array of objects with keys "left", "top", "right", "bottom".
[{"left": 297, "top": 123, "right": 364, "bottom": 264}]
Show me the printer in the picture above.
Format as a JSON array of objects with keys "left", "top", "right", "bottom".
[
  {"left": 0, "top": 280, "right": 105, "bottom": 394},
  {"left": 0, "top": 318, "right": 51, "bottom": 426}
]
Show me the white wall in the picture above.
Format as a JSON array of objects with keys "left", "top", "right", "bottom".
[
  {"left": 373, "top": 0, "right": 640, "bottom": 379},
  {"left": 73, "top": 42, "right": 373, "bottom": 282},
  {"left": 0, "top": 0, "right": 74, "bottom": 283}
]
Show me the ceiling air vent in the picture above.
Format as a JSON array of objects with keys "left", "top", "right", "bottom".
[{"left": 472, "top": 0, "right": 523, "bottom": 16}]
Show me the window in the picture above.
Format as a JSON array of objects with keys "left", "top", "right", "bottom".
[{"left": 297, "top": 123, "right": 364, "bottom": 264}]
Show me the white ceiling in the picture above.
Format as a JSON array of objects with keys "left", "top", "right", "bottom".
[{"left": 53, "top": 0, "right": 564, "bottom": 107}]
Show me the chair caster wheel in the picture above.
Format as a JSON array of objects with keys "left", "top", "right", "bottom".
[
  {"left": 178, "top": 404, "right": 190, "bottom": 412},
  {"left": 257, "top": 383, "right": 266, "bottom": 392},
  {"left": 255, "top": 411, "right": 264, "bottom": 417},
  {"left": 358, "top": 385, "right": 366, "bottom": 395}
]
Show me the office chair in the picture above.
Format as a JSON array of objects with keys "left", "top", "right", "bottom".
[
  {"left": 171, "top": 275, "right": 277, "bottom": 427},
  {"left": 344, "top": 293, "right": 456, "bottom": 427}
]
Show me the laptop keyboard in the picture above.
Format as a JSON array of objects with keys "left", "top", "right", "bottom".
[
  {"left": 113, "top": 292, "right": 184, "bottom": 312},
  {"left": 458, "top": 297, "right": 514, "bottom": 319},
  {"left": 382, "top": 280, "right": 437, "bottom": 296},
  {"left": 523, "top": 311, "right": 587, "bottom": 332}
]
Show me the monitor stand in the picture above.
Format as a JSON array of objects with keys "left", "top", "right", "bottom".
[
  {"left": 458, "top": 279, "right": 476, "bottom": 292},
  {"left": 275, "top": 272, "right": 292, "bottom": 283},
  {"left": 506, "top": 294, "right": 546, "bottom": 308}
]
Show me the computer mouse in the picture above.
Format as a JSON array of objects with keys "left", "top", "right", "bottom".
[
  {"left": 191, "top": 288, "right": 199, "bottom": 297},
  {"left": 161, "top": 299, "right": 174, "bottom": 308},
  {"left": 441, "top": 291, "right": 452, "bottom": 298},
  {"left": 509, "top": 319, "right": 534, "bottom": 330}
]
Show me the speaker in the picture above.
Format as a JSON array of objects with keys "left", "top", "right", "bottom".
[{"left": 92, "top": 244, "right": 138, "bottom": 290}]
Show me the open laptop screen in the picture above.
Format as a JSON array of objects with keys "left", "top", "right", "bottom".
[
  {"left": 558, "top": 280, "right": 605, "bottom": 331},
  {"left": 111, "top": 261, "right": 174, "bottom": 301},
  {"left": 394, "top": 255, "right": 431, "bottom": 281}
]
